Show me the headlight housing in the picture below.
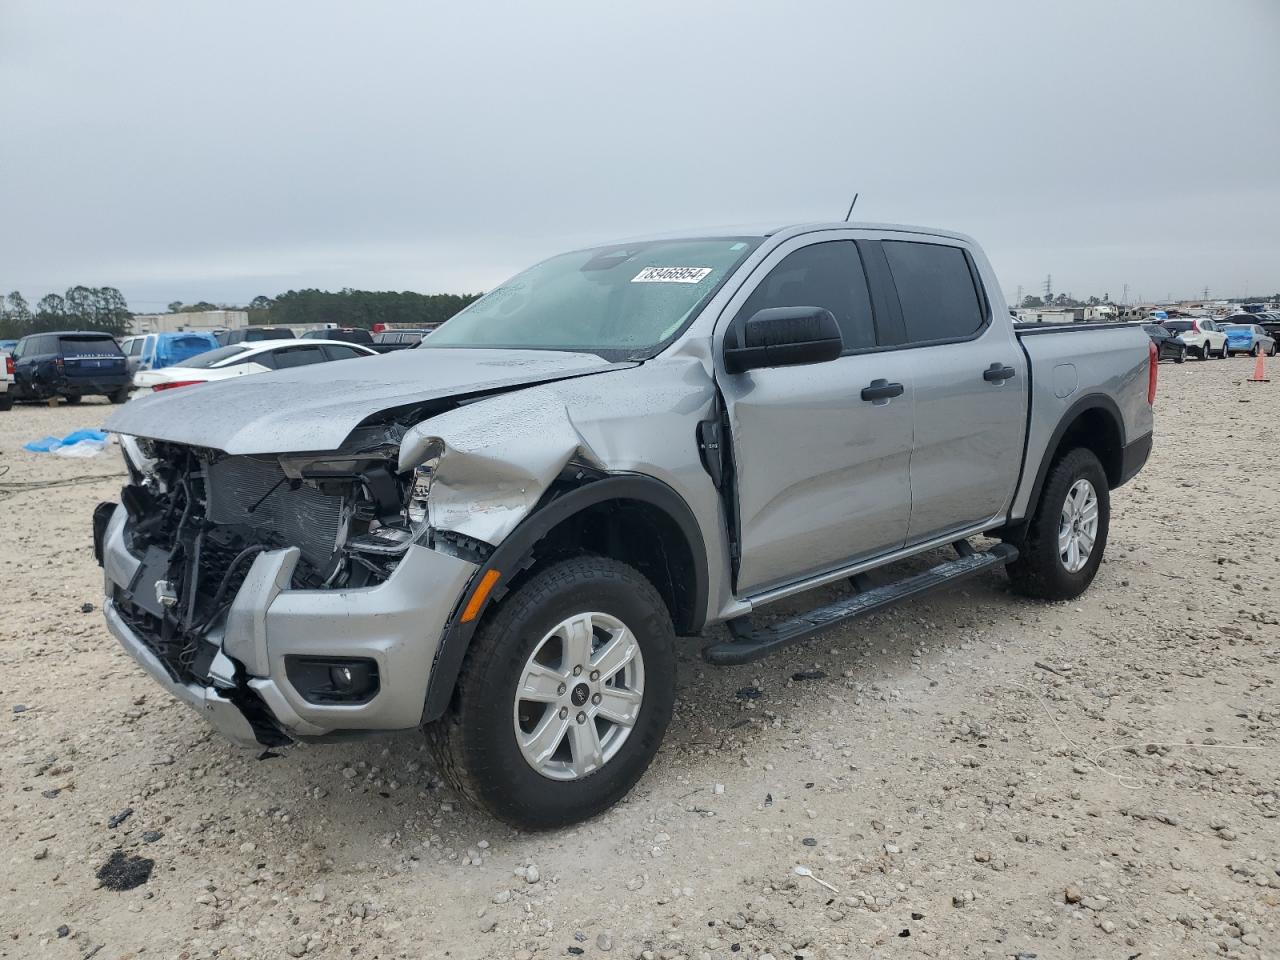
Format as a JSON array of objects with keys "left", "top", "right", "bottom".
[{"left": 406, "top": 456, "right": 439, "bottom": 525}]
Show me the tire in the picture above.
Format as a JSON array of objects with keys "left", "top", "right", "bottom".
[
  {"left": 1200, "top": 343, "right": 1212, "bottom": 361},
  {"left": 1220, "top": 342, "right": 1230, "bottom": 359},
  {"left": 1004, "top": 447, "right": 1110, "bottom": 602},
  {"left": 64, "top": 394, "right": 82, "bottom": 405},
  {"left": 1270, "top": 344, "right": 1277, "bottom": 358},
  {"left": 109, "top": 387, "right": 130, "bottom": 404},
  {"left": 426, "top": 555, "right": 676, "bottom": 829},
  {"left": 0, "top": 394, "right": 11, "bottom": 412},
  {"left": 1175, "top": 346, "right": 1185, "bottom": 364},
  {"left": 1251, "top": 344, "right": 1261, "bottom": 357}
]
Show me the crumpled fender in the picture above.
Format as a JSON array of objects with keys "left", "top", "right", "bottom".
[
  {"left": 398, "top": 389, "right": 605, "bottom": 545},
  {"left": 397, "top": 356, "right": 719, "bottom": 549}
]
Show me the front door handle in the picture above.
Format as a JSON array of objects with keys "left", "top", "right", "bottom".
[
  {"left": 983, "top": 362, "right": 1016, "bottom": 383},
  {"left": 860, "top": 379, "right": 905, "bottom": 402}
]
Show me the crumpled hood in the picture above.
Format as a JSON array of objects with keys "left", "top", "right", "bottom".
[{"left": 105, "top": 347, "right": 630, "bottom": 454}]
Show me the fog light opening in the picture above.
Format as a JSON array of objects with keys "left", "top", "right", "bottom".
[{"left": 285, "top": 656, "right": 380, "bottom": 705}]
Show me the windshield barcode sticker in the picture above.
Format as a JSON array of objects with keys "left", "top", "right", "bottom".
[{"left": 631, "top": 266, "right": 713, "bottom": 284}]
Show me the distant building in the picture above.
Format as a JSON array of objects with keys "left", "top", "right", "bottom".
[
  {"left": 131, "top": 310, "right": 248, "bottom": 335},
  {"left": 1084, "top": 305, "right": 1119, "bottom": 322},
  {"left": 1015, "top": 309, "right": 1076, "bottom": 324}
]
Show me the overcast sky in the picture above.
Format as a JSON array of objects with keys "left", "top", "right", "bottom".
[{"left": 2, "top": 0, "right": 1277, "bottom": 311}]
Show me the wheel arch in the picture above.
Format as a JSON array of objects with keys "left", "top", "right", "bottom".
[
  {"left": 421, "top": 474, "right": 708, "bottom": 723},
  {"left": 1014, "top": 394, "right": 1126, "bottom": 536}
]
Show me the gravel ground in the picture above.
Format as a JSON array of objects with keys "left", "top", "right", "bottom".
[{"left": 1, "top": 358, "right": 1277, "bottom": 960}]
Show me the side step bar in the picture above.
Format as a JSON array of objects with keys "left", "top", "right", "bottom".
[{"left": 703, "top": 541, "right": 1018, "bottom": 666}]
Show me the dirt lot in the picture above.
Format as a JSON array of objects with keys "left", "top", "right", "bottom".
[{"left": 1, "top": 359, "right": 1277, "bottom": 960}]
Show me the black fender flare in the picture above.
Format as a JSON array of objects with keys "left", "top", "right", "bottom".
[
  {"left": 421, "top": 474, "right": 709, "bottom": 723},
  {"left": 1015, "top": 392, "right": 1126, "bottom": 529}
]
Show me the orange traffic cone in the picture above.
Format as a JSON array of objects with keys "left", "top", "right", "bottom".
[{"left": 1248, "top": 350, "right": 1269, "bottom": 383}]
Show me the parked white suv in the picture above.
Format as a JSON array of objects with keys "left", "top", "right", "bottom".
[{"left": 1162, "top": 318, "right": 1227, "bottom": 360}]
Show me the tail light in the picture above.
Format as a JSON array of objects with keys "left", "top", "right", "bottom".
[
  {"left": 152, "top": 380, "right": 203, "bottom": 391},
  {"left": 4, "top": 356, "right": 12, "bottom": 376},
  {"left": 1147, "top": 340, "right": 1158, "bottom": 405}
]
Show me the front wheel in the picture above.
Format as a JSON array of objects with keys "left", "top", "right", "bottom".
[
  {"left": 1004, "top": 447, "right": 1110, "bottom": 601},
  {"left": 1251, "top": 344, "right": 1261, "bottom": 357},
  {"left": 427, "top": 556, "right": 676, "bottom": 829}
]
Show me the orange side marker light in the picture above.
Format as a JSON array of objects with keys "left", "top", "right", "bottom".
[{"left": 461, "top": 569, "right": 501, "bottom": 623}]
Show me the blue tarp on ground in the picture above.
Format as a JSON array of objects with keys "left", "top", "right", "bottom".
[{"left": 24, "top": 429, "right": 111, "bottom": 456}]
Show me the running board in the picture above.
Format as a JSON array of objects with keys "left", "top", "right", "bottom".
[{"left": 703, "top": 541, "right": 1018, "bottom": 666}]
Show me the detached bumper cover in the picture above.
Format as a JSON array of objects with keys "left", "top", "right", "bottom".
[
  {"left": 103, "top": 600, "right": 262, "bottom": 747},
  {"left": 100, "top": 507, "right": 477, "bottom": 745}
]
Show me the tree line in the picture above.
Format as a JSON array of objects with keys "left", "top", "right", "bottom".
[
  {"left": 248, "top": 288, "right": 482, "bottom": 329},
  {"left": 168, "top": 289, "right": 483, "bottom": 329},
  {"left": 0, "top": 287, "right": 132, "bottom": 339}
]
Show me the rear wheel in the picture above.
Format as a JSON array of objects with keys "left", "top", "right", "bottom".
[
  {"left": 64, "top": 394, "right": 82, "bottom": 405},
  {"left": 109, "top": 387, "right": 130, "bottom": 404},
  {"left": 1200, "top": 343, "right": 1212, "bottom": 361},
  {"left": 1251, "top": 344, "right": 1261, "bottom": 357},
  {"left": 1269, "top": 344, "right": 1277, "bottom": 357},
  {"left": 427, "top": 556, "right": 676, "bottom": 829},
  {"left": 1175, "top": 346, "right": 1186, "bottom": 364},
  {"left": 1220, "top": 341, "right": 1230, "bottom": 359},
  {"left": 0, "top": 394, "right": 11, "bottom": 412},
  {"left": 1005, "top": 447, "right": 1109, "bottom": 601}
]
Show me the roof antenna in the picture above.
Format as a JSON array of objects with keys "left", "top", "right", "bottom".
[{"left": 843, "top": 192, "right": 859, "bottom": 222}]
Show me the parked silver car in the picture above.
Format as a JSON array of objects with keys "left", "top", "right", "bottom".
[{"left": 98, "top": 222, "right": 1155, "bottom": 827}]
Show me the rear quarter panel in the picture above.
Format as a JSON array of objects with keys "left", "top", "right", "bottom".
[{"left": 1009, "top": 324, "right": 1153, "bottom": 521}]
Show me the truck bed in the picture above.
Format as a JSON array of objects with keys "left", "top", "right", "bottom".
[{"left": 1008, "top": 320, "right": 1154, "bottom": 523}]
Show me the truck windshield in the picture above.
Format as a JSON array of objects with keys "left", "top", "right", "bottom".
[{"left": 423, "top": 237, "right": 761, "bottom": 360}]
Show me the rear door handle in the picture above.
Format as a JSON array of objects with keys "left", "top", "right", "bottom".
[
  {"left": 860, "top": 378, "right": 904, "bottom": 402},
  {"left": 983, "top": 362, "right": 1016, "bottom": 383}
]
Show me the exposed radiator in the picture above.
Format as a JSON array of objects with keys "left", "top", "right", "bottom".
[{"left": 205, "top": 456, "right": 344, "bottom": 567}]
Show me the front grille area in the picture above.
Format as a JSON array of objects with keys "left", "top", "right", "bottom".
[{"left": 206, "top": 456, "right": 345, "bottom": 568}]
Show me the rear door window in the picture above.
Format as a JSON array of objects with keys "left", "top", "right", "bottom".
[
  {"left": 882, "top": 241, "right": 987, "bottom": 344},
  {"left": 736, "top": 241, "right": 877, "bottom": 352},
  {"left": 271, "top": 345, "right": 328, "bottom": 368},
  {"left": 322, "top": 344, "right": 364, "bottom": 361}
]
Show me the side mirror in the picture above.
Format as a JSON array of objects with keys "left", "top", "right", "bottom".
[{"left": 723, "top": 306, "right": 843, "bottom": 374}]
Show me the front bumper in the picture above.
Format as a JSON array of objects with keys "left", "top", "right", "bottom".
[{"left": 100, "top": 506, "right": 478, "bottom": 745}]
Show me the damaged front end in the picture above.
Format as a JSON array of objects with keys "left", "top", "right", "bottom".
[{"left": 102, "top": 421, "right": 486, "bottom": 745}]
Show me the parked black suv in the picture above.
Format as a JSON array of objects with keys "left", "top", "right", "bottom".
[{"left": 9, "top": 331, "right": 131, "bottom": 404}]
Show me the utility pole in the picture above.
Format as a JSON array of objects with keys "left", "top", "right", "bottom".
[
  {"left": 1044, "top": 274, "right": 1053, "bottom": 302},
  {"left": 1015, "top": 284, "right": 1023, "bottom": 308},
  {"left": 1122, "top": 282, "right": 1129, "bottom": 307}
]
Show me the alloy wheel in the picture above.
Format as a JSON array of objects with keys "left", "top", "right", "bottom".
[
  {"left": 1058, "top": 478, "right": 1099, "bottom": 574},
  {"left": 513, "top": 611, "right": 645, "bottom": 781}
]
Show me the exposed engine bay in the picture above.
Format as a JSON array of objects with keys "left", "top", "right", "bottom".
[{"left": 111, "top": 419, "right": 489, "bottom": 688}]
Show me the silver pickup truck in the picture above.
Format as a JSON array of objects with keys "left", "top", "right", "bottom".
[{"left": 98, "top": 222, "right": 1156, "bottom": 828}]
